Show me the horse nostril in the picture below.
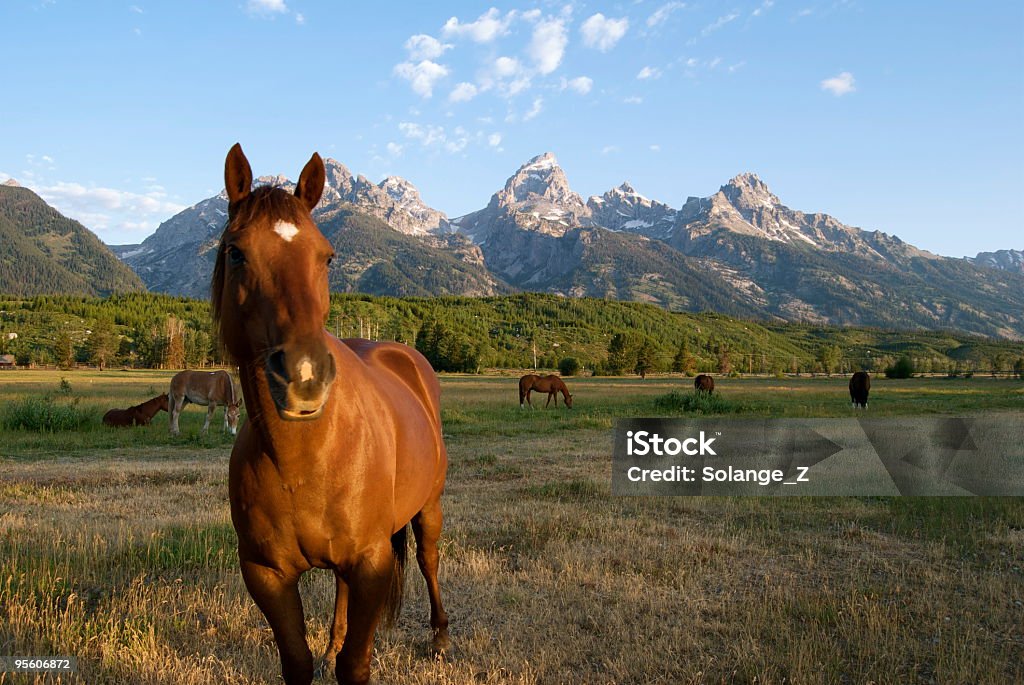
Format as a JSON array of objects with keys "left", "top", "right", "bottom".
[{"left": 267, "top": 350, "right": 289, "bottom": 382}]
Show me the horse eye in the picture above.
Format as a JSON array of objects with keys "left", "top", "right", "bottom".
[
  {"left": 326, "top": 254, "right": 334, "bottom": 267},
  {"left": 227, "top": 245, "right": 246, "bottom": 266}
]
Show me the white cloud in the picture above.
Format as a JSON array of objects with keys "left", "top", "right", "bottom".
[
  {"left": 647, "top": 2, "right": 684, "bottom": 28},
  {"left": 398, "top": 122, "right": 447, "bottom": 146},
  {"left": 405, "top": 34, "right": 452, "bottom": 61},
  {"left": 488, "top": 133, "right": 502, "bottom": 147},
  {"left": 32, "top": 181, "right": 186, "bottom": 241},
  {"left": 752, "top": 0, "right": 774, "bottom": 17},
  {"left": 649, "top": 144, "right": 661, "bottom": 152},
  {"left": 449, "top": 82, "right": 479, "bottom": 103},
  {"left": 528, "top": 18, "right": 568, "bottom": 74},
  {"left": 524, "top": 97, "right": 544, "bottom": 121},
  {"left": 564, "top": 76, "right": 593, "bottom": 94},
  {"left": 397, "top": 122, "right": 470, "bottom": 155},
  {"left": 821, "top": 71, "right": 855, "bottom": 96},
  {"left": 581, "top": 14, "right": 629, "bottom": 51},
  {"left": 129, "top": 5, "right": 143, "bottom": 13},
  {"left": 624, "top": 96, "right": 643, "bottom": 104},
  {"left": 295, "top": 13, "right": 304, "bottom": 25},
  {"left": 637, "top": 66, "right": 661, "bottom": 80},
  {"left": 493, "top": 56, "right": 521, "bottom": 78},
  {"left": 709, "top": 57, "right": 722, "bottom": 69},
  {"left": 701, "top": 12, "right": 739, "bottom": 37},
  {"left": 246, "top": 0, "right": 287, "bottom": 14},
  {"left": 478, "top": 56, "right": 532, "bottom": 97},
  {"left": 442, "top": 8, "right": 515, "bottom": 43},
  {"left": 386, "top": 142, "right": 403, "bottom": 157},
  {"left": 521, "top": 9, "right": 542, "bottom": 22},
  {"left": 728, "top": 61, "right": 745, "bottom": 73},
  {"left": 601, "top": 145, "right": 619, "bottom": 155},
  {"left": 393, "top": 60, "right": 449, "bottom": 98}
]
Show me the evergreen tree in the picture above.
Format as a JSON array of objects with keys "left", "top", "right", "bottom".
[{"left": 606, "top": 333, "right": 635, "bottom": 375}]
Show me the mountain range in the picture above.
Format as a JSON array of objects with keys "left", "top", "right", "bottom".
[{"left": 7, "top": 155, "right": 1022, "bottom": 339}]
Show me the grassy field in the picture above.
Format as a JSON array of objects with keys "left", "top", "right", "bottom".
[{"left": 1, "top": 370, "right": 1022, "bottom": 684}]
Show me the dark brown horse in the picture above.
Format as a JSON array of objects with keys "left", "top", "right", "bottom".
[
  {"left": 168, "top": 369, "right": 242, "bottom": 436},
  {"left": 694, "top": 374, "right": 715, "bottom": 394},
  {"left": 850, "top": 370, "right": 871, "bottom": 409},
  {"left": 519, "top": 373, "right": 573, "bottom": 409},
  {"left": 213, "top": 144, "right": 449, "bottom": 685},
  {"left": 102, "top": 393, "right": 168, "bottom": 427}
]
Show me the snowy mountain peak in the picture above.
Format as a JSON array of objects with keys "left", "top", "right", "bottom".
[
  {"left": 499, "top": 152, "right": 583, "bottom": 213},
  {"left": 722, "top": 172, "right": 780, "bottom": 208},
  {"left": 609, "top": 182, "right": 649, "bottom": 201},
  {"left": 1, "top": 178, "right": 20, "bottom": 187},
  {"left": 520, "top": 152, "right": 559, "bottom": 172},
  {"left": 380, "top": 176, "right": 420, "bottom": 203}
]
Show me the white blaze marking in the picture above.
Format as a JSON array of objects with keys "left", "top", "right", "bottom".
[
  {"left": 299, "top": 359, "right": 314, "bottom": 382},
  {"left": 273, "top": 220, "right": 300, "bottom": 242}
]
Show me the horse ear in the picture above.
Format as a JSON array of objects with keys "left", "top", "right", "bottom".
[
  {"left": 295, "top": 152, "right": 325, "bottom": 211},
  {"left": 225, "top": 143, "right": 253, "bottom": 210}
]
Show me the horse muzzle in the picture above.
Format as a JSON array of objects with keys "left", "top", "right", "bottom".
[{"left": 265, "top": 347, "right": 337, "bottom": 421}]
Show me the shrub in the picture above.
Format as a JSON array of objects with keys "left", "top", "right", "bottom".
[
  {"left": 885, "top": 356, "right": 915, "bottom": 379},
  {"left": 558, "top": 357, "right": 581, "bottom": 376},
  {"left": 2, "top": 395, "right": 96, "bottom": 432},
  {"left": 654, "top": 390, "right": 735, "bottom": 415}
]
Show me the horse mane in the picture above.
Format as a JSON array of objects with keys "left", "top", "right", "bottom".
[{"left": 211, "top": 185, "right": 310, "bottom": 361}]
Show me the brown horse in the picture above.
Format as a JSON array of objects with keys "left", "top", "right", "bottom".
[
  {"left": 850, "top": 370, "right": 871, "bottom": 409},
  {"left": 519, "top": 373, "right": 573, "bottom": 409},
  {"left": 168, "top": 369, "right": 242, "bottom": 436},
  {"left": 102, "top": 393, "right": 168, "bottom": 427},
  {"left": 212, "top": 144, "right": 449, "bottom": 685},
  {"left": 694, "top": 374, "right": 715, "bottom": 394}
]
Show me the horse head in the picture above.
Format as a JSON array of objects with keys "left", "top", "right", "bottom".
[
  {"left": 225, "top": 399, "right": 243, "bottom": 435},
  {"left": 212, "top": 143, "right": 337, "bottom": 421},
  {"left": 157, "top": 393, "right": 169, "bottom": 413}
]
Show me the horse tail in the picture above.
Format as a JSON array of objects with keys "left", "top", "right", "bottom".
[{"left": 382, "top": 525, "right": 408, "bottom": 628}]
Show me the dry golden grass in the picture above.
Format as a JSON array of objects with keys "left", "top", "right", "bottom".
[{"left": 1, "top": 371, "right": 1022, "bottom": 684}]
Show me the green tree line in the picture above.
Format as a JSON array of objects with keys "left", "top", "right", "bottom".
[{"left": 0, "top": 292, "right": 1020, "bottom": 375}]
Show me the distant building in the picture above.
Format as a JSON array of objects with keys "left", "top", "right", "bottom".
[{"left": 0, "top": 354, "right": 15, "bottom": 369}]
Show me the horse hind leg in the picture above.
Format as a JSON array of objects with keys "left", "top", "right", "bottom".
[
  {"left": 169, "top": 393, "right": 185, "bottom": 435},
  {"left": 240, "top": 561, "right": 314, "bottom": 685},
  {"left": 412, "top": 500, "right": 451, "bottom": 654}
]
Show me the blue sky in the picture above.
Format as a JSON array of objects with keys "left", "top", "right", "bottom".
[{"left": 1, "top": 1, "right": 1021, "bottom": 257}]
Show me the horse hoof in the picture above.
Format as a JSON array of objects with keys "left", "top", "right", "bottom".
[{"left": 431, "top": 632, "right": 452, "bottom": 657}]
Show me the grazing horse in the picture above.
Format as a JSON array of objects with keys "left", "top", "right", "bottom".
[
  {"left": 694, "top": 374, "right": 715, "bottom": 394},
  {"left": 519, "top": 373, "right": 573, "bottom": 409},
  {"left": 850, "top": 370, "right": 871, "bottom": 409},
  {"left": 102, "top": 393, "right": 168, "bottom": 427},
  {"left": 168, "top": 369, "right": 242, "bottom": 436},
  {"left": 213, "top": 144, "right": 449, "bottom": 685}
]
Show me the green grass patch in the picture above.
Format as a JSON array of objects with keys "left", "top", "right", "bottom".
[
  {"left": 1, "top": 394, "right": 98, "bottom": 432},
  {"left": 653, "top": 389, "right": 743, "bottom": 415}
]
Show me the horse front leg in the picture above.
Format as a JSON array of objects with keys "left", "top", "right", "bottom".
[
  {"left": 240, "top": 561, "right": 313, "bottom": 685},
  {"left": 202, "top": 403, "right": 215, "bottom": 434},
  {"left": 336, "top": 545, "right": 394, "bottom": 685},
  {"left": 323, "top": 571, "right": 349, "bottom": 673},
  {"left": 412, "top": 499, "right": 450, "bottom": 654}
]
